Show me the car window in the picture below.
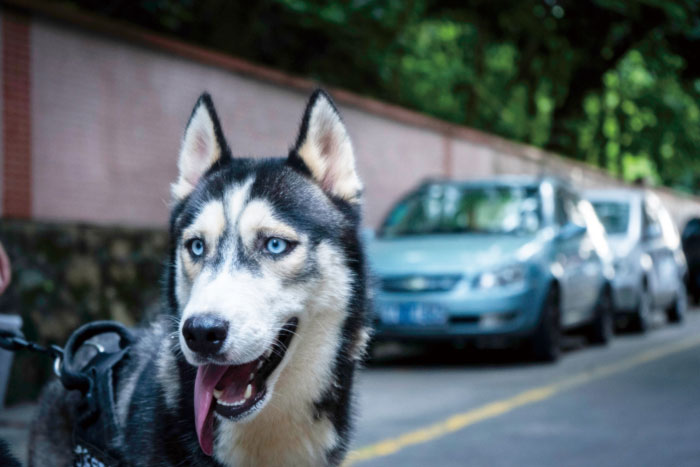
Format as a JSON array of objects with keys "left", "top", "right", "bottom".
[
  {"left": 591, "top": 201, "right": 630, "bottom": 234},
  {"left": 381, "top": 184, "right": 542, "bottom": 237},
  {"left": 554, "top": 188, "right": 569, "bottom": 226},
  {"left": 563, "top": 192, "right": 586, "bottom": 227},
  {"left": 643, "top": 199, "right": 662, "bottom": 239}
]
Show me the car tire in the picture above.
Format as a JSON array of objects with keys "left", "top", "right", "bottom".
[
  {"left": 631, "top": 285, "right": 652, "bottom": 333},
  {"left": 587, "top": 287, "right": 613, "bottom": 345},
  {"left": 688, "top": 273, "right": 700, "bottom": 304},
  {"left": 666, "top": 282, "right": 687, "bottom": 324},
  {"left": 528, "top": 287, "right": 561, "bottom": 362}
]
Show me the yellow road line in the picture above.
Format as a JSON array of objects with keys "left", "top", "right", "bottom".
[{"left": 344, "top": 335, "right": 700, "bottom": 465}]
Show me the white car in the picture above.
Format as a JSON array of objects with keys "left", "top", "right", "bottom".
[{"left": 586, "top": 189, "right": 687, "bottom": 332}]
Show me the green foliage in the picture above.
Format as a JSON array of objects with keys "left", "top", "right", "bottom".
[
  {"left": 59, "top": 0, "right": 700, "bottom": 192},
  {"left": 577, "top": 47, "right": 700, "bottom": 189}
]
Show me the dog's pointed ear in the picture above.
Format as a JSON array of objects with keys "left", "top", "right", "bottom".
[
  {"left": 288, "top": 90, "right": 362, "bottom": 203},
  {"left": 172, "top": 93, "right": 229, "bottom": 201}
]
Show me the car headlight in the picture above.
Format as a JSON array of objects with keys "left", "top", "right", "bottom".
[{"left": 473, "top": 263, "right": 527, "bottom": 289}]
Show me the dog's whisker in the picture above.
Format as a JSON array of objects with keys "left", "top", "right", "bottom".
[
  {"left": 163, "top": 316, "right": 181, "bottom": 326},
  {"left": 270, "top": 342, "right": 290, "bottom": 356}
]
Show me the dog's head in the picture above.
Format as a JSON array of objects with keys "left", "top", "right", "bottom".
[{"left": 168, "top": 90, "right": 364, "bottom": 456}]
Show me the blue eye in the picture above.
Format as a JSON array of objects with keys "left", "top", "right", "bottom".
[
  {"left": 266, "top": 237, "right": 288, "bottom": 255},
  {"left": 188, "top": 238, "right": 205, "bottom": 257}
]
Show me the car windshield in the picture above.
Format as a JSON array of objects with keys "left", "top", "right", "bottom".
[
  {"left": 381, "top": 184, "right": 541, "bottom": 237},
  {"left": 591, "top": 201, "right": 630, "bottom": 235}
]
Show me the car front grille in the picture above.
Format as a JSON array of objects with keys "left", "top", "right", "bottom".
[{"left": 381, "top": 274, "right": 462, "bottom": 293}]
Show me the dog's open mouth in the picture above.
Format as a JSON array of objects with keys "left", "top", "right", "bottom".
[{"left": 193, "top": 318, "right": 298, "bottom": 456}]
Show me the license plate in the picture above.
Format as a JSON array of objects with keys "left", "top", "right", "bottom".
[{"left": 378, "top": 302, "right": 447, "bottom": 326}]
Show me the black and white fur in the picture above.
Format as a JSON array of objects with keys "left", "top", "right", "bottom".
[{"left": 29, "top": 90, "right": 370, "bottom": 466}]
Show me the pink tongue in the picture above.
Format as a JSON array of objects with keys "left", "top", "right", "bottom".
[{"left": 194, "top": 364, "right": 229, "bottom": 456}]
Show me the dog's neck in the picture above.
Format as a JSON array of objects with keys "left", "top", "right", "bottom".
[
  {"left": 212, "top": 258, "right": 353, "bottom": 466},
  {"left": 211, "top": 311, "right": 344, "bottom": 466}
]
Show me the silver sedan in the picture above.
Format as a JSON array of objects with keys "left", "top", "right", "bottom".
[{"left": 586, "top": 189, "right": 687, "bottom": 332}]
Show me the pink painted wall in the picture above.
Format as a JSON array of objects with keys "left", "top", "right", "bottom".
[
  {"left": 0, "top": 10, "right": 4, "bottom": 213},
  {"left": 451, "top": 140, "right": 495, "bottom": 180},
  {"left": 344, "top": 109, "right": 444, "bottom": 226},
  {"left": 31, "top": 20, "right": 299, "bottom": 226},
  {"left": 30, "top": 19, "right": 448, "bottom": 228}
]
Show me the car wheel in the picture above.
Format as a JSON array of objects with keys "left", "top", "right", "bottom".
[
  {"left": 666, "top": 282, "right": 687, "bottom": 324},
  {"left": 631, "top": 285, "right": 652, "bottom": 333},
  {"left": 587, "top": 287, "right": 613, "bottom": 345},
  {"left": 529, "top": 287, "right": 561, "bottom": 362}
]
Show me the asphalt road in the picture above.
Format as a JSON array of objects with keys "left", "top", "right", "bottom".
[{"left": 347, "top": 308, "right": 700, "bottom": 467}]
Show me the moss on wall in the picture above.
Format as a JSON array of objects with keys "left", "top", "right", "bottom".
[{"left": 0, "top": 220, "right": 169, "bottom": 404}]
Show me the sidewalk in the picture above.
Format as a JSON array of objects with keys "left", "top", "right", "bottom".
[{"left": 0, "top": 403, "right": 36, "bottom": 464}]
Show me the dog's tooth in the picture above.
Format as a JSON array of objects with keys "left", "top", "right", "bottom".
[
  {"left": 213, "top": 389, "right": 222, "bottom": 400},
  {"left": 257, "top": 360, "right": 263, "bottom": 370},
  {"left": 218, "top": 398, "right": 245, "bottom": 407},
  {"left": 244, "top": 384, "right": 252, "bottom": 400},
  {"left": 249, "top": 372, "right": 255, "bottom": 382}
]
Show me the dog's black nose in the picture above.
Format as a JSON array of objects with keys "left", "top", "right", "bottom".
[{"left": 182, "top": 314, "right": 228, "bottom": 357}]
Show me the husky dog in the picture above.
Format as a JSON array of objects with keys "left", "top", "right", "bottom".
[{"left": 29, "top": 90, "right": 370, "bottom": 466}]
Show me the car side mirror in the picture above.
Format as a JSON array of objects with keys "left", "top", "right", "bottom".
[{"left": 557, "top": 222, "right": 586, "bottom": 241}]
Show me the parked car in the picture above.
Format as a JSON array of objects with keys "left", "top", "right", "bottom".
[
  {"left": 586, "top": 189, "right": 687, "bottom": 332},
  {"left": 368, "top": 177, "right": 614, "bottom": 361},
  {"left": 682, "top": 218, "right": 700, "bottom": 303}
]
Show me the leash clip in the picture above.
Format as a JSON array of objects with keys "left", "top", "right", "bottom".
[{"left": 53, "top": 355, "right": 63, "bottom": 378}]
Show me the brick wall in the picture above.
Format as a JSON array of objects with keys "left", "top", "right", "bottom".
[
  {"left": 0, "top": 10, "right": 3, "bottom": 215},
  {"left": 2, "top": 10, "right": 31, "bottom": 218},
  {"left": 1, "top": 2, "right": 699, "bottom": 229},
  {"left": 28, "top": 18, "right": 453, "bottom": 228}
]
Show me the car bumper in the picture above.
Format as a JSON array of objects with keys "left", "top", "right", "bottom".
[
  {"left": 611, "top": 270, "right": 641, "bottom": 312},
  {"left": 372, "top": 283, "right": 546, "bottom": 342}
]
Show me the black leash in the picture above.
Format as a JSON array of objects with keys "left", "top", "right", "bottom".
[
  {"left": 0, "top": 321, "right": 135, "bottom": 466},
  {"left": 0, "top": 328, "right": 64, "bottom": 377}
]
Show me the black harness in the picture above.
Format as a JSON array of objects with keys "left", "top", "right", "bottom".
[{"left": 0, "top": 321, "right": 134, "bottom": 466}]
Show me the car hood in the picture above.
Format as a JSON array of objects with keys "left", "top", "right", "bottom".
[{"left": 368, "top": 234, "right": 540, "bottom": 276}]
